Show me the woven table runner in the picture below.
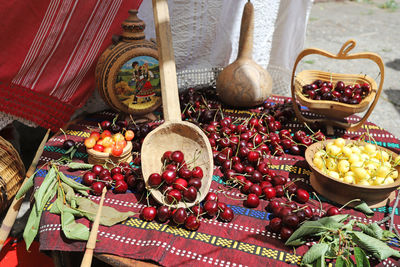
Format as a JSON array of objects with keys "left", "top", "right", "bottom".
[{"left": 36, "top": 95, "right": 400, "bottom": 266}]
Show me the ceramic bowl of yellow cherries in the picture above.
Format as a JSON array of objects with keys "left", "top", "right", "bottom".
[{"left": 305, "top": 138, "right": 400, "bottom": 208}]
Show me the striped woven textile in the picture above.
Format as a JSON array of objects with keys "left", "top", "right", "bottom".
[{"left": 0, "top": 0, "right": 143, "bottom": 131}]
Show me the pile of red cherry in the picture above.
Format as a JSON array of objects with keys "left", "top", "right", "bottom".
[
  {"left": 147, "top": 150, "right": 204, "bottom": 205},
  {"left": 141, "top": 150, "right": 234, "bottom": 231},
  {"left": 302, "top": 79, "right": 371, "bottom": 104},
  {"left": 140, "top": 191, "right": 234, "bottom": 231},
  {"left": 82, "top": 162, "right": 140, "bottom": 195}
]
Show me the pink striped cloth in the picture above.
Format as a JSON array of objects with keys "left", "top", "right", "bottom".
[{"left": 0, "top": 0, "right": 143, "bottom": 131}]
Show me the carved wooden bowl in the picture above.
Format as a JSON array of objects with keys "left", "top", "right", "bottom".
[{"left": 305, "top": 140, "right": 400, "bottom": 208}]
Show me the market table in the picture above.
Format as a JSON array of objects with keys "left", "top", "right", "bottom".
[{"left": 35, "top": 95, "right": 400, "bottom": 266}]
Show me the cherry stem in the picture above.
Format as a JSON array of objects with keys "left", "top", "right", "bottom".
[
  {"left": 338, "top": 198, "right": 361, "bottom": 211},
  {"left": 59, "top": 128, "right": 68, "bottom": 141},
  {"left": 313, "top": 192, "right": 323, "bottom": 217}
]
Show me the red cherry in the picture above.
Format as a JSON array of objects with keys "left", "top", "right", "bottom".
[
  {"left": 162, "top": 151, "right": 173, "bottom": 163},
  {"left": 271, "top": 175, "right": 286, "bottom": 186},
  {"left": 172, "top": 208, "right": 188, "bottom": 225},
  {"left": 173, "top": 178, "right": 188, "bottom": 191},
  {"left": 282, "top": 214, "right": 299, "bottom": 228},
  {"left": 241, "top": 180, "right": 253, "bottom": 194},
  {"left": 188, "top": 178, "right": 202, "bottom": 190},
  {"left": 166, "top": 189, "right": 182, "bottom": 204},
  {"left": 303, "top": 206, "right": 313, "bottom": 218},
  {"left": 91, "top": 181, "right": 105, "bottom": 196},
  {"left": 112, "top": 173, "right": 125, "bottom": 182},
  {"left": 141, "top": 206, "right": 157, "bottom": 221},
  {"left": 185, "top": 214, "right": 200, "bottom": 231},
  {"left": 269, "top": 217, "right": 282, "bottom": 233},
  {"left": 192, "top": 205, "right": 204, "bottom": 217},
  {"left": 296, "top": 188, "right": 310, "bottom": 203},
  {"left": 260, "top": 181, "right": 272, "bottom": 189},
  {"left": 250, "top": 170, "right": 263, "bottom": 184},
  {"left": 205, "top": 192, "right": 218, "bottom": 202},
  {"left": 204, "top": 200, "right": 219, "bottom": 217},
  {"left": 191, "top": 166, "right": 203, "bottom": 179},
  {"left": 171, "top": 150, "right": 185, "bottom": 164},
  {"left": 162, "top": 170, "right": 177, "bottom": 184},
  {"left": 157, "top": 206, "right": 172, "bottom": 222},
  {"left": 125, "top": 175, "right": 136, "bottom": 188},
  {"left": 165, "top": 164, "right": 177, "bottom": 171},
  {"left": 278, "top": 207, "right": 293, "bottom": 218},
  {"left": 280, "top": 226, "right": 293, "bottom": 240},
  {"left": 244, "top": 194, "right": 260, "bottom": 208},
  {"left": 99, "top": 169, "right": 111, "bottom": 179},
  {"left": 148, "top": 173, "right": 162, "bottom": 187},
  {"left": 82, "top": 171, "right": 96, "bottom": 186},
  {"left": 183, "top": 186, "right": 198, "bottom": 202},
  {"left": 110, "top": 167, "right": 122, "bottom": 176},
  {"left": 92, "top": 165, "right": 104, "bottom": 175},
  {"left": 249, "top": 184, "right": 262, "bottom": 196},
  {"left": 326, "top": 206, "right": 341, "bottom": 216},
  {"left": 113, "top": 180, "right": 128, "bottom": 194},
  {"left": 274, "top": 185, "right": 284, "bottom": 197},
  {"left": 102, "top": 175, "right": 113, "bottom": 189},
  {"left": 219, "top": 206, "right": 234, "bottom": 222},
  {"left": 263, "top": 187, "right": 276, "bottom": 200},
  {"left": 178, "top": 167, "right": 192, "bottom": 180}
]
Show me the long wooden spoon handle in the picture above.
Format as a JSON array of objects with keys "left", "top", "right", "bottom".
[
  {"left": 238, "top": 1, "right": 254, "bottom": 60},
  {"left": 81, "top": 187, "right": 107, "bottom": 267},
  {"left": 0, "top": 128, "right": 51, "bottom": 251},
  {"left": 152, "top": 0, "right": 181, "bottom": 122}
]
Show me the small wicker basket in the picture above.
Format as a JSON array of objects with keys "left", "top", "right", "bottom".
[
  {"left": 291, "top": 39, "right": 384, "bottom": 132},
  {"left": 0, "top": 136, "right": 25, "bottom": 213},
  {"left": 87, "top": 141, "right": 133, "bottom": 167}
]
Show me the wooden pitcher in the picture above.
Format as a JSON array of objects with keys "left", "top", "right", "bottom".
[{"left": 216, "top": 1, "right": 273, "bottom": 107}]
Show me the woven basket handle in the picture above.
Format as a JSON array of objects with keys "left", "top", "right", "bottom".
[{"left": 290, "top": 39, "right": 385, "bottom": 131}]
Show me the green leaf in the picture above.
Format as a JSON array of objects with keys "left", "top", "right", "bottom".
[
  {"left": 285, "top": 221, "right": 326, "bottom": 246},
  {"left": 354, "top": 202, "right": 374, "bottom": 217},
  {"left": 64, "top": 146, "right": 75, "bottom": 154},
  {"left": 354, "top": 247, "right": 370, "bottom": 267},
  {"left": 351, "top": 231, "right": 400, "bottom": 260},
  {"left": 356, "top": 222, "right": 377, "bottom": 238},
  {"left": 15, "top": 172, "right": 35, "bottom": 200},
  {"left": 66, "top": 162, "right": 93, "bottom": 170},
  {"left": 61, "top": 210, "right": 89, "bottom": 241},
  {"left": 76, "top": 197, "right": 135, "bottom": 226},
  {"left": 368, "top": 223, "right": 383, "bottom": 240},
  {"left": 301, "top": 243, "right": 329, "bottom": 266},
  {"left": 336, "top": 255, "right": 346, "bottom": 267},
  {"left": 23, "top": 202, "right": 43, "bottom": 250},
  {"left": 34, "top": 166, "right": 56, "bottom": 213},
  {"left": 76, "top": 188, "right": 89, "bottom": 196},
  {"left": 69, "top": 147, "right": 77, "bottom": 159},
  {"left": 318, "top": 214, "right": 349, "bottom": 225},
  {"left": 382, "top": 229, "right": 397, "bottom": 239},
  {"left": 61, "top": 183, "right": 76, "bottom": 202},
  {"left": 315, "top": 255, "right": 325, "bottom": 267},
  {"left": 59, "top": 171, "right": 90, "bottom": 191}
]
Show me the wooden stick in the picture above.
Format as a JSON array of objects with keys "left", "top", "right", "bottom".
[
  {"left": 80, "top": 187, "right": 107, "bottom": 267},
  {"left": 0, "top": 128, "right": 51, "bottom": 251}
]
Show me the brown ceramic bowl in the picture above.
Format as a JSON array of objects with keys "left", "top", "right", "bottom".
[
  {"left": 87, "top": 141, "right": 132, "bottom": 167},
  {"left": 305, "top": 139, "right": 400, "bottom": 208}
]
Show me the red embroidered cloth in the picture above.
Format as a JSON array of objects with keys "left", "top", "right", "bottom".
[
  {"left": 35, "top": 96, "right": 400, "bottom": 266},
  {"left": 0, "top": 0, "right": 142, "bottom": 132}
]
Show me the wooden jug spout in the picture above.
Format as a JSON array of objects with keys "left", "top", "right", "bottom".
[{"left": 216, "top": 1, "right": 273, "bottom": 107}]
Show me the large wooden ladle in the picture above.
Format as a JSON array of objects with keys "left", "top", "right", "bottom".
[
  {"left": 141, "top": 0, "right": 213, "bottom": 208},
  {"left": 216, "top": 0, "right": 273, "bottom": 107}
]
